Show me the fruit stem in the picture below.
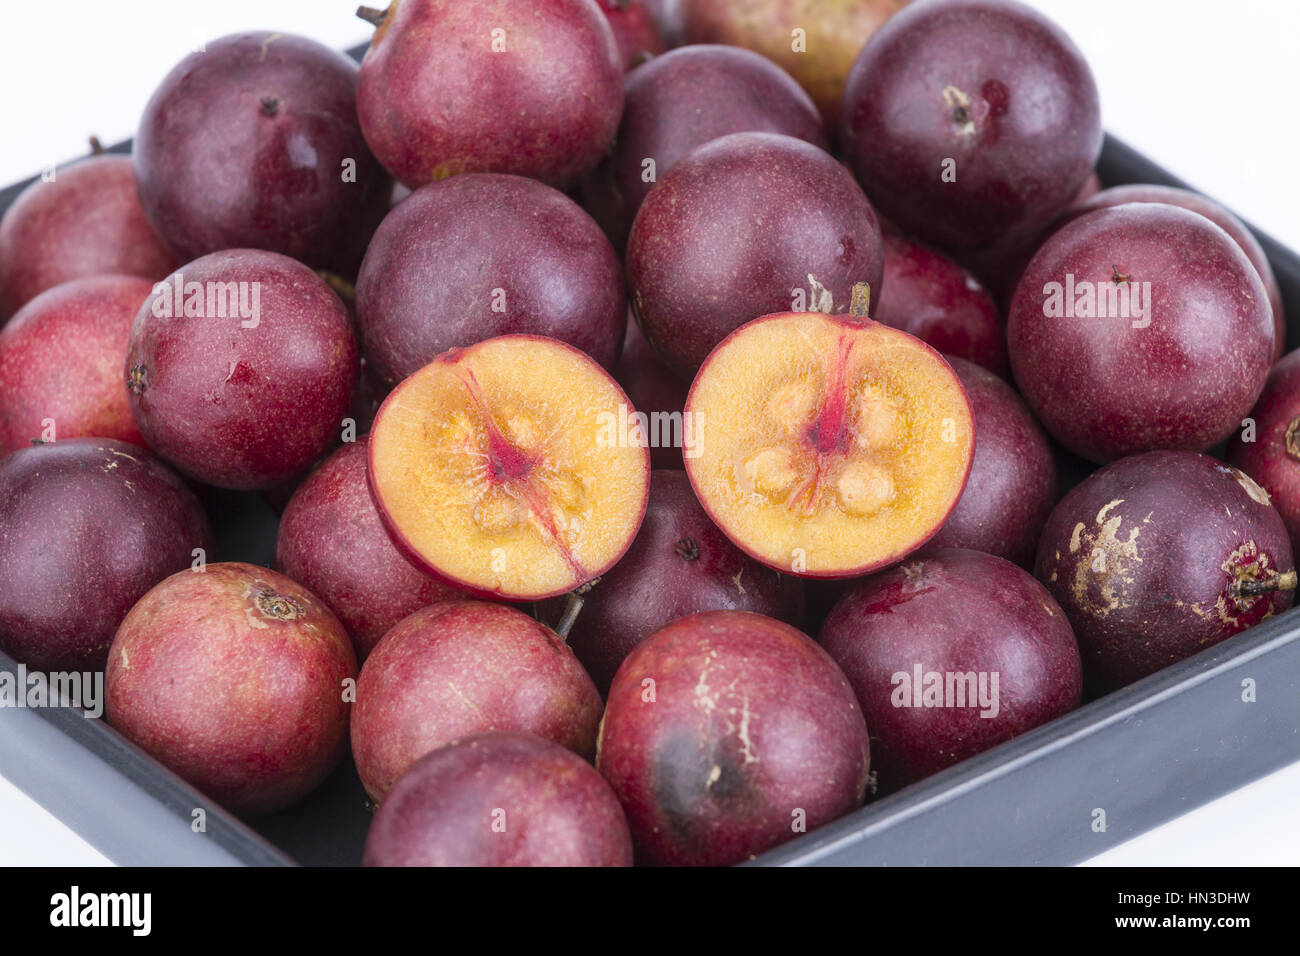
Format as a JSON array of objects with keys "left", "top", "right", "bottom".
[
  {"left": 88, "top": 135, "right": 104, "bottom": 155},
  {"left": 555, "top": 578, "right": 600, "bottom": 639},
  {"left": 850, "top": 283, "right": 871, "bottom": 318},
  {"left": 1230, "top": 569, "right": 1298, "bottom": 600},
  {"left": 356, "top": 5, "right": 387, "bottom": 26}
]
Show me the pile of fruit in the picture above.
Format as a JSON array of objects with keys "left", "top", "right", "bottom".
[{"left": 0, "top": 0, "right": 1293, "bottom": 867}]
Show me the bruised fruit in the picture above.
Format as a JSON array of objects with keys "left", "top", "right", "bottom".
[
  {"left": 106, "top": 563, "right": 355, "bottom": 816},
  {"left": 841, "top": 0, "right": 1101, "bottom": 252},
  {"left": 875, "top": 235, "right": 1008, "bottom": 378},
  {"left": 1229, "top": 351, "right": 1300, "bottom": 550},
  {"left": 540, "top": 470, "right": 805, "bottom": 694},
  {"left": 125, "top": 249, "right": 359, "bottom": 489},
  {"left": 627, "top": 131, "right": 883, "bottom": 377},
  {"left": 820, "top": 548, "right": 1081, "bottom": 791},
  {"left": 613, "top": 319, "right": 689, "bottom": 470},
  {"left": 0, "top": 439, "right": 212, "bottom": 671},
  {"left": 368, "top": 335, "right": 650, "bottom": 600},
  {"left": 578, "top": 44, "right": 826, "bottom": 249},
  {"left": 1035, "top": 451, "right": 1296, "bottom": 693},
  {"left": 597, "top": 0, "right": 665, "bottom": 70},
  {"left": 351, "top": 601, "right": 602, "bottom": 801},
  {"left": 274, "top": 438, "right": 465, "bottom": 661},
  {"left": 681, "top": 0, "right": 908, "bottom": 128},
  {"left": 355, "top": 174, "right": 625, "bottom": 386},
  {"left": 0, "top": 275, "right": 154, "bottom": 452},
  {"left": 356, "top": 0, "right": 623, "bottom": 190},
  {"left": 364, "top": 732, "right": 633, "bottom": 867},
  {"left": 928, "top": 356, "right": 1056, "bottom": 567},
  {"left": 1007, "top": 204, "right": 1274, "bottom": 463},
  {"left": 0, "top": 154, "right": 177, "bottom": 322},
  {"left": 684, "top": 303, "right": 974, "bottom": 578},
  {"left": 597, "top": 610, "right": 869, "bottom": 866},
  {"left": 134, "top": 32, "right": 390, "bottom": 275}
]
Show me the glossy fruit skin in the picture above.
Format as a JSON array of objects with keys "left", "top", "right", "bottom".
[
  {"left": 929, "top": 356, "right": 1056, "bottom": 567},
  {"left": 541, "top": 470, "right": 805, "bottom": 694},
  {"left": 356, "top": 0, "right": 623, "bottom": 191},
  {"left": 355, "top": 174, "right": 625, "bottom": 385},
  {"left": 1007, "top": 204, "right": 1273, "bottom": 464},
  {"left": 578, "top": 44, "right": 826, "bottom": 250},
  {"left": 1229, "top": 351, "right": 1300, "bottom": 551},
  {"left": 0, "top": 439, "right": 213, "bottom": 671},
  {"left": 1035, "top": 451, "right": 1295, "bottom": 693},
  {"left": 106, "top": 563, "right": 356, "bottom": 816},
  {"left": 0, "top": 155, "right": 177, "bottom": 323},
  {"left": 125, "top": 249, "right": 359, "bottom": 490},
  {"left": 597, "top": 610, "right": 869, "bottom": 866},
  {"left": 597, "top": 0, "right": 666, "bottom": 70},
  {"left": 613, "top": 319, "right": 689, "bottom": 470},
  {"left": 820, "top": 548, "right": 1080, "bottom": 790},
  {"left": 840, "top": 0, "right": 1101, "bottom": 252},
  {"left": 875, "top": 234, "right": 1008, "bottom": 377},
  {"left": 274, "top": 438, "right": 465, "bottom": 662},
  {"left": 1069, "top": 184, "right": 1286, "bottom": 358},
  {"left": 363, "top": 732, "right": 633, "bottom": 867},
  {"left": 134, "top": 32, "right": 390, "bottom": 276},
  {"left": 627, "top": 131, "right": 884, "bottom": 377},
  {"left": 351, "top": 601, "right": 602, "bottom": 801},
  {"left": 0, "top": 275, "right": 154, "bottom": 452}
]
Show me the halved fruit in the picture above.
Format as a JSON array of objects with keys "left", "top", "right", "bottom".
[
  {"left": 684, "top": 293, "right": 973, "bottom": 578},
  {"left": 369, "top": 335, "right": 651, "bottom": 601}
]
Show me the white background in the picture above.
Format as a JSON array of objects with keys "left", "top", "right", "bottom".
[{"left": 0, "top": 0, "right": 1297, "bottom": 866}]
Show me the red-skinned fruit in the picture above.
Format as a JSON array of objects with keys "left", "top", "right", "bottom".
[
  {"left": 819, "top": 547, "right": 1081, "bottom": 792},
  {"left": 0, "top": 154, "right": 177, "bottom": 323},
  {"left": 627, "top": 131, "right": 884, "bottom": 377},
  {"left": 597, "top": 0, "right": 665, "bottom": 70},
  {"left": 355, "top": 174, "right": 625, "bottom": 386},
  {"left": 0, "top": 275, "right": 154, "bottom": 452},
  {"left": 1035, "top": 451, "right": 1296, "bottom": 693},
  {"left": 540, "top": 470, "right": 805, "bottom": 695},
  {"left": 367, "top": 334, "right": 650, "bottom": 601},
  {"left": 928, "top": 356, "right": 1056, "bottom": 567},
  {"left": 134, "top": 32, "right": 390, "bottom": 276},
  {"left": 684, "top": 298, "right": 974, "bottom": 578},
  {"left": 274, "top": 437, "right": 466, "bottom": 662},
  {"left": 106, "top": 563, "right": 356, "bottom": 816},
  {"left": 350, "top": 601, "right": 602, "bottom": 801},
  {"left": 840, "top": 0, "right": 1101, "bottom": 252},
  {"left": 613, "top": 319, "right": 689, "bottom": 470},
  {"left": 875, "top": 234, "right": 1008, "bottom": 378},
  {"left": 1007, "top": 204, "right": 1274, "bottom": 463},
  {"left": 578, "top": 44, "right": 826, "bottom": 250},
  {"left": 1229, "top": 351, "right": 1300, "bottom": 550},
  {"left": 125, "top": 249, "right": 359, "bottom": 490},
  {"left": 0, "top": 439, "right": 212, "bottom": 671},
  {"left": 363, "top": 732, "right": 633, "bottom": 867},
  {"left": 355, "top": 0, "right": 623, "bottom": 190},
  {"left": 597, "top": 610, "right": 870, "bottom": 866}
]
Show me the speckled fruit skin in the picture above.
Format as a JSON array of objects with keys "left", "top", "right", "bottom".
[
  {"left": 681, "top": 0, "right": 908, "bottom": 129},
  {"left": 627, "top": 131, "right": 884, "bottom": 377},
  {"left": 598, "top": 0, "right": 665, "bottom": 70},
  {"left": 1035, "top": 451, "right": 1295, "bottom": 693},
  {"left": 274, "top": 438, "right": 465, "bottom": 662},
  {"left": 356, "top": 0, "right": 623, "bottom": 190},
  {"left": 134, "top": 32, "right": 390, "bottom": 276},
  {"left": 840, "top": 0, "right": 1101, "bottom": 253},
  {"left": 1069, "top": 185, "right": 1286, "bottom": 359},
  {"left": 364, "top": 732, "right": 633, "bottom": 867},
  {"left": 105, "top": 563, "right": 355, "bottom": 816},
  {"left": 355, "top": 174, "right": 625, "bottom": 385},
  {"left": 540, "top": 470, "right": 805, "bottom": 695},
  {"left": 597, "top": 610, "right": 869, "bottom": 866},
  {"left": 875, "top": 235, "right": 1008, "bottom": 378},
  {"left": 577, "top": 44, "right": 825, "bottom": 250},
  {"left": 1007, "top": 204, "right": 1274, "bottom": 464},
  {"left": 0, "top": 275, "right": 154, "bottom": 452},
  {"left": 613, "top": 319, "right": 689, "bottom": 470},
  {"left": 351, "top": 601, "right": 602, "bottom": 801},
  {"left": 1229, "top": 351, "right": 1300, "bottom": 550},
  {"left": 0, "top": 439, "right": 212, "bottom": 671},
  {"left": 124, "top": 250, "right": 359, "bottom": 490},
  {"left": 929, "top": 357, "right": 1056, "bottom": 567},
  {"left": 820, "top": 548, "right": 1081, "bottom": 792},
  {"left": 0, "top": 155, "right": 177, "bottom": 323}
]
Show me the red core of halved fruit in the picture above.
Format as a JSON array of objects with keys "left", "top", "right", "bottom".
[
  {"left": 684, "top": 310, "right": 974, "bottom": 578},
  {"left": 368, "top": 335, "right": 651, "bottom": 601}
]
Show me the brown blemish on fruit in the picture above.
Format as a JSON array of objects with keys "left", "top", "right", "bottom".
[
  {"left": 731, "top": 570, "right": 746, "bottom": 595},
  {"left": 127, "top": 365, "right": 148, "bottom": 395},
  {"left": 259, "top": 96, "right": 280, "bottom": 117},
  {"left": 258, "top": 33, "right": 283, "bottom": 62},
  {"left": 1224, "top": 465, "right": 1271, "bottom": 506},
  {"left": 942, "top": 84, "right": 976, "bottom": 136},
  {"left": 674, "top": 538, "right": 700, "bottom": 561},
  {"left": 1284, "top": 416, "right": 1300, "bottom": 461},
  {"left": 251, "top": 585, "right": 305, "bottom": 623},
  {"left": 1070, "top": 499, "right": 1142, "bottom": 615}
]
